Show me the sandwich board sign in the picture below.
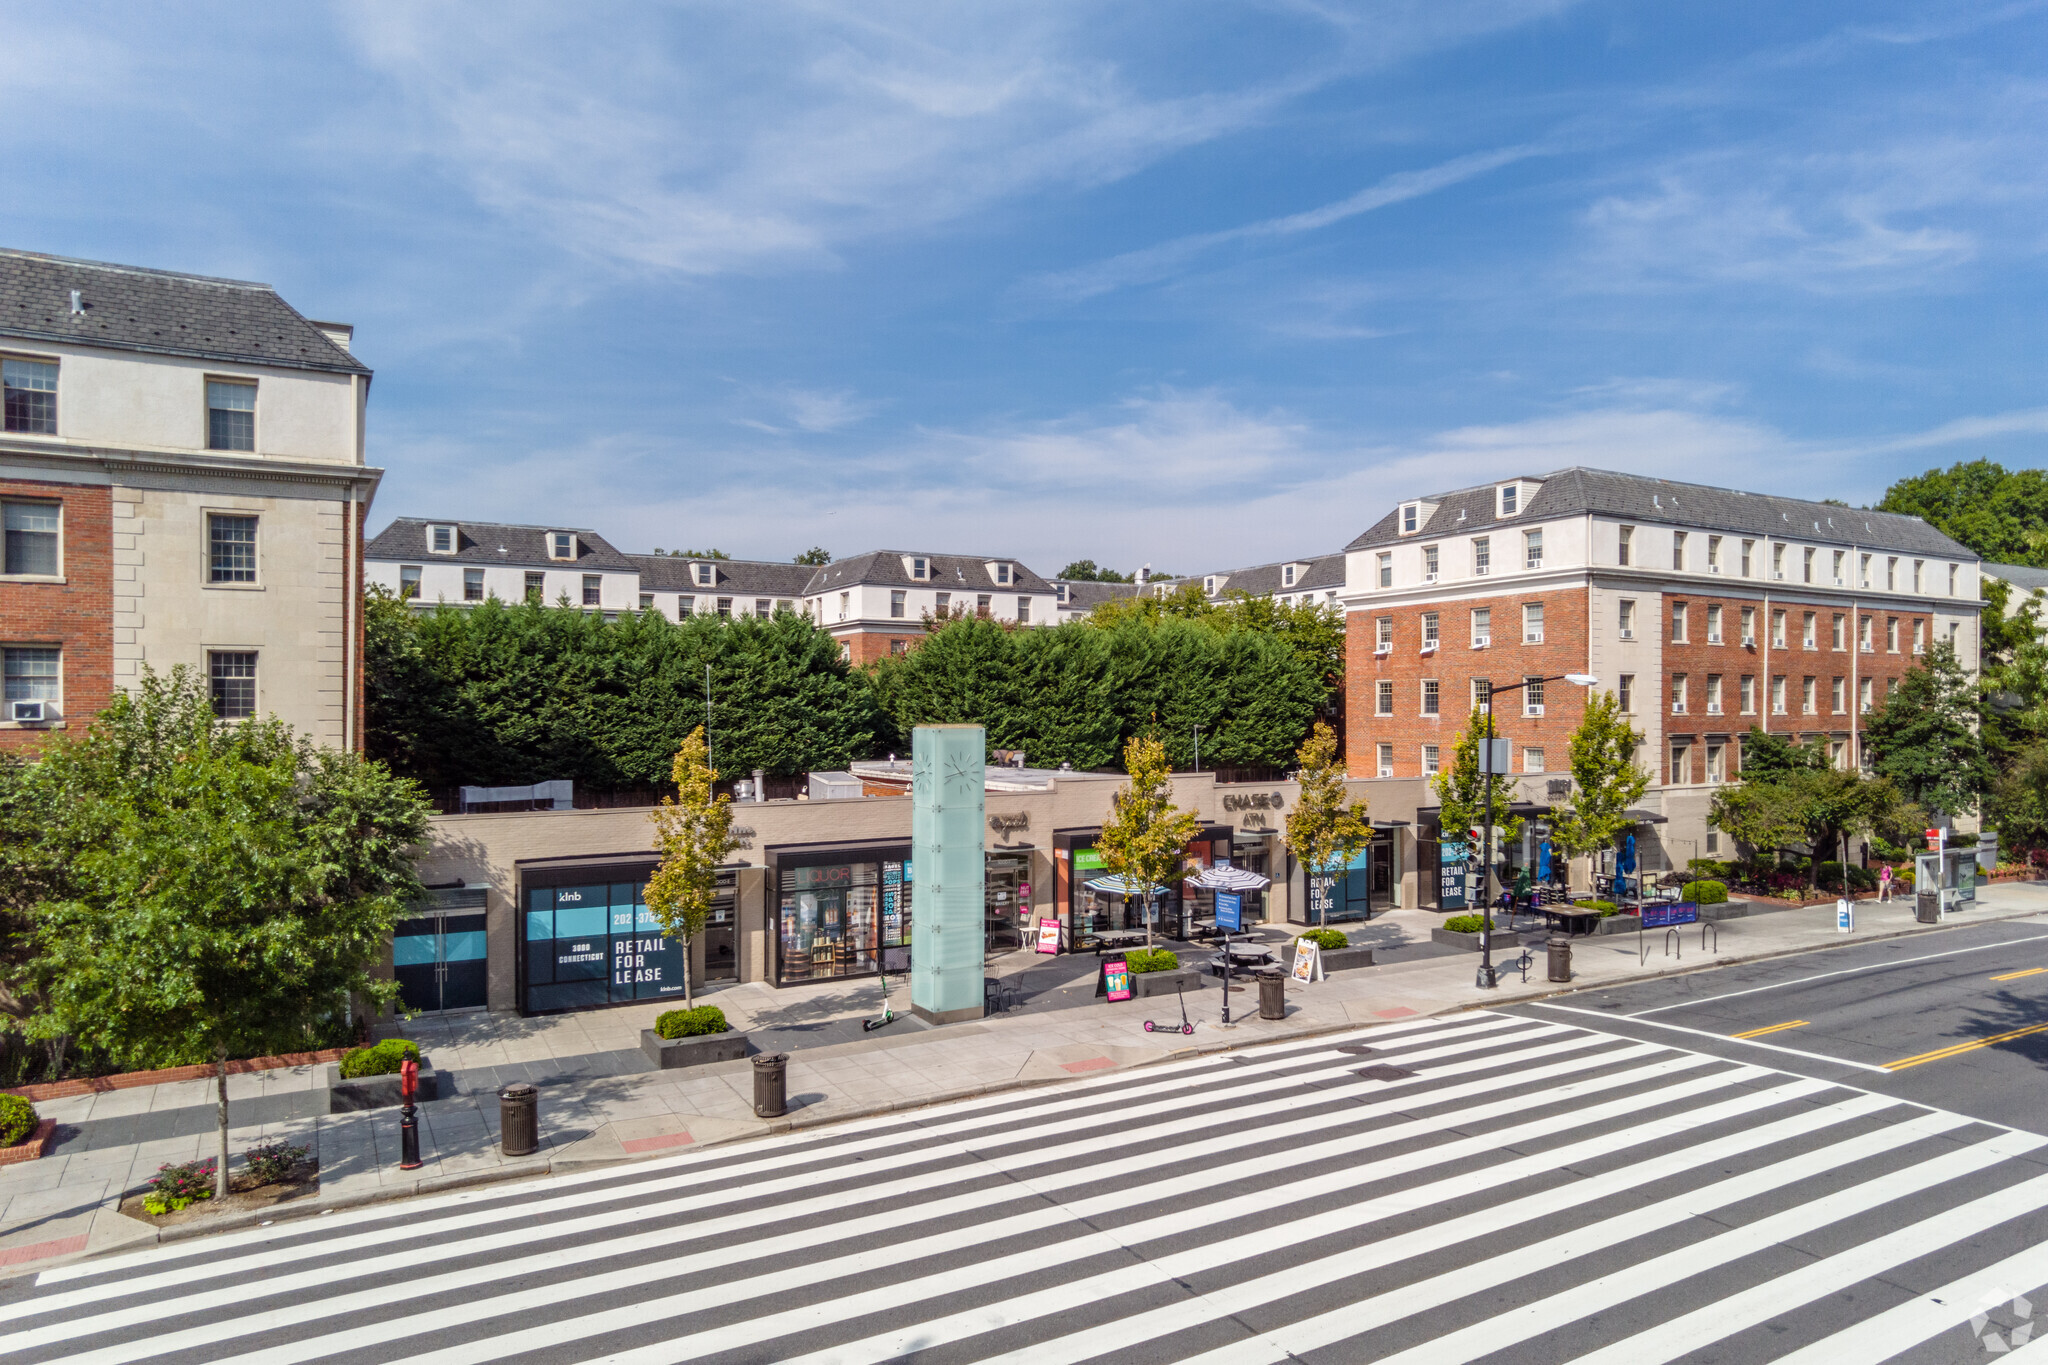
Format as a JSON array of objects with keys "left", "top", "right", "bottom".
[
  {"left": 1291, "top": 939, "right": 1324, "bottom": 983},
  {"left": 1097, "top": 958, "right": 1133, "bottom": 1002},
  {"left": 1035, "top": 917, "right": 1061, "bottom": 954}
]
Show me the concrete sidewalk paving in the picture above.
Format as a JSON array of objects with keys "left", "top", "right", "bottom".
[{"left": 9, "top": 882, "right": 2048, "bottom": 1274}]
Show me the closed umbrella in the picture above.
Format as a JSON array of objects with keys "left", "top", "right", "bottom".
[
  {"left": 1537, "top": 840, "right": 1553, "bottom": 883},
  {"left": 1618, "top": 833, "right": 1637, "bottom": 899}
]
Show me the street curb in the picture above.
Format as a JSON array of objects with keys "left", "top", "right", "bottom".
[{"left": 22, "top": 898, "right": 2043, "bottom": 1271}]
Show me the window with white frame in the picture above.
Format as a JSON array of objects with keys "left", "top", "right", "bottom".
[
  {"left": 1832, "top": 549, "right": 1846, "bottom": 584},
  {"left": 1473, "top": 536, "right": 1490, "bottom": 575},
  {"left": 1670, "top": 742, "right": 1690, "bottom": 783},
  {"left": 1913, "top": 560, "right": 1925, "bottom": 592},
  {"left": 1282, "top": 564, "right": 1296, "bottom": 587},
  {"left": 428, "top": 524, "right": 456, "bottom": 554},
  {"left": 890, "top": 590, "right": 906, "bottom": 619},
  {"left": 1524, "top": 602, "right": 1544, "bottom": 643},
  {"left": 693, "top": 562, "right": 715, "bottom": 587},
  {"left": 1471, "top": 607, "right": 1490, "bottom": 647},
  {"left": 1887, "top": 557, "right": 1898, "bottom": 591},
  {"left": 993, "top": 563, "right": 1012, "bottom": 585},
  {"left": 206, "top": 380, "right": 256, "bottom": 452},
  {"left": 525, "top": 571, "right": 545, "bottom": 603},
  {"left": 464, "top": 568, "right": 484, "bottom": 602},
  {"left": 1740, "top": 674, "right": 1755, "bottom": 714},
  {"left": 1671, "top": 602, "right": 1688, "bottom": 643},
  {"left": 550, "top": 532, "right": 576, "bottom": 561},
  {"left": 1740, "top": 539, "right": 1754, "bottom": 577},
  {"left": 1422, "top": 744, "right": 1440, "bottom": 775},
  {"left": 838, "top": 592, "right": 851, "bottom": 618},
  {"left": 2, "top": 357, "right": 58, "bottom": 434},
  {"left": 1377, "top": 743, "right": 1394, "bottom": 777},
  {"left": 1376, "top": 616, "right": 1393, "bottom": 652},
  {"left": 755, "top": 599, "right": 771, "bottom": 619},
  {"left": 677, "top": 594, "right": 694, "bottom": 617},
  {"left": 1706, "top": 603, "right": 1722, "bottom": 644},
  {"left": 1913, "top": 619, "right": 1925, "bottom": 654},
  {"left": 582, "top": 575, "right": 601, "bottom": 606},
  {"left": 1860, "top": 677, "right": 1874, "bottom": 713},
  {"left": 1802, "top": 547, "right": 1815, "bottom": 584},
  {"left": 1673, "top": 531, "right": 1687, "bottom": 571},
  {"left": 977, "top": 593, "right": 992, "bottom": 615},
  {"left": 207, "top": 513, "right": 257, "bottom": 584},
  {"left": 1421, "top": 611, "right": 1439, "bottom": 649},
  {"left": 1524, "top": 747, "right": 1545, "bottom": 773},
  {"left": 1708, "top": 535, "right": 1722, "bottom": 571},
  {"left": 1771, "top": 609, "right": 1786, "bottom": 648},
  {"left": 1423, "top": 545, "right": 1439, "bottom": 580},
  {"left": 935, "top": 591, "right": 951, "bottom": 614},
  {"left": 1421, "top": 678, "right": 1440, "bottom": 716},
  {"left": 1802, "top": 611, "right": 1816, "bottom": 649},
  {"left": 1400, "top": 503, "right": 1419, "bottom": 534},
  {"left": 1832, "top": 613, "right": 1846, "bottom": 649},
  {"left": 1617, "top": 525, "right": 1633, "bottom": 566},
  {"left": 1772, "top": 544, "right": 1786, "bottom": 580},
  {"left": 1377, "top": 553, "right": 1392, "bottom": 587},
  {"left": 1949, "top": 564, "right": 1959, "bottom": 595},
  {"left": 1618, "top": 598, "right": 1636, "bottom": 638},
  {"left": 1524, "top": 675, "right": 1546, "bottom": 715},
  {"left": 208, "top": 651, "right": 257, "bottom": 720},
  {"left": 1887, "top": 617, "right": 1899, "bottom": 652},
  {"left": 1860, "top": 614, "right": 1873, "bottom": 652},
  {"left": 910, "top": 557, "right": 928, "bottom": 581},
  {"left": 1771, "top": 675, "right": 1786, "bottom": 714},
  {"left": 717, "top": 597, "right": 734, "bottom": 618},
  {"left": 639, "top": 593, "right": 654, "bottom": 611},
  {"left": 1707, "top": 673, "right": 1722, "bottom": 714},
  {"left": 399, "top": 565, "right": 421, "bottom": 599},
  {"left": 1801, "top": 676, "right": 1816, "bottom": 714},
  {"left": 1524, "top": 529, "right": 1543, "bottom": 569},
  {"left": 1672, "top": 673, "right": 1688, "bottom": 714},
  {"left": 1618, "top": 673, "right": 1634, "bottom": 712},
  {"left": 1472, "top": 676, "right": 1493, "bottom": 710},
  {"left": 1499, "top": 484, "right": 1519, "bottom": 516},
  {"left": 1832, "top": 676, "right": 1845, "bottom": 713},
  {"left": 1860, "top": 552, "right": 1872, "bottom": 587},
  {"left": 1016, "top": 597, "right": 1031, "bottom": 623},
  {"left": 3, "top": 501, "right": 58, "bottom": 576},
  {"left": 1376, "top": 680, "right": 1393, "bottom": 716},
  {"left": 4, "top": 646, "right": 59, "bottom": 710},
  {"left": 1741, "top": 605, "right": 1756, "bottom": 645},
  {"left": 1707, "top": 743, "right": 1726, "bottom": 783}
]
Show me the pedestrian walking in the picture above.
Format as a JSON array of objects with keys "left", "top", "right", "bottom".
[{"left": 1878, "top": 864, "right": 1894, "bottom": 902}]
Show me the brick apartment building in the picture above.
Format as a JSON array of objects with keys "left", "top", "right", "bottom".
[
  {"left": 0, "top": 249, "right": 380, "bottom": 752},
  {"left": 1338, "top": 468, "right": 1981, "bottom": 867}
]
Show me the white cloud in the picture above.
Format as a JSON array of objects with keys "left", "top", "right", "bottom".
[{"left": 732, "top": 386, "right": 883, "bottom": 436}]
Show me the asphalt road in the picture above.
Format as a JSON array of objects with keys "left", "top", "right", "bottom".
[
  {"left": 1508, "top": 911, "right": 2048, "bottom": 1134},
  {"left": 13, "top": 999, "right": 2048, "bottom": 1363}
]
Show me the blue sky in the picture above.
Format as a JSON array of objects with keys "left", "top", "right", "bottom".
[{"left": 7, "top": 2, "right": 2048, "bottom": 574}]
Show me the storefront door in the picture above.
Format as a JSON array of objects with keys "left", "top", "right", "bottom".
[
  {"left": 394, "top": 892, "right": 488, "bottom": 1014},
  {"left": 986, "top": 854, "right": 1027, "bottom": 955},
  {"left": 703, "top": 900, "right": 737, "bottom": 981}
]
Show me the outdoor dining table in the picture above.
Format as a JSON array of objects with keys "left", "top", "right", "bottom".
[
  {"left": 1538, "top": 902, "right": 1605, "bottom": 937},
  {"left": 1094, "top": 930, "right": 1149, "bottom": 955}
]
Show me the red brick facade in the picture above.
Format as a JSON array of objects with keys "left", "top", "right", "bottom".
[
  {"left": 0, "top": 478, "right": 112, "bottom": 753},
  {"left": 1346, "top": 588, "right": 1592, "bottom": 780},
  {"left": 839, "top": 629, "right": 920, "bottom": 666}
]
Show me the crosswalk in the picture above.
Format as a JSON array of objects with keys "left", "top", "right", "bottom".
[{"left": 7, "top": 1011, "right": 2048, "bottom": 1363}]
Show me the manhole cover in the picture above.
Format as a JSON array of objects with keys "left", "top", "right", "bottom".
[
  {"left": 1354, "top": 1064, "right": 1417, "bottom": 1081},
  {"left": 1335, "top": 1045, "right": 1376, "bottom": 1055}
]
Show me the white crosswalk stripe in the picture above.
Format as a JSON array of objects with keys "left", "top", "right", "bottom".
[{"left": 12, "top": 1010, "right": 2048, "bottom": 1365}]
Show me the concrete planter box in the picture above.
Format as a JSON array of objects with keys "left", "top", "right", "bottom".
[
  {"left": 640, "top": 1028, "right": 749, "bottom": 1070},
  {"left": 1132, "top": 968, "right": 1203, "bottom": 999},
  {"left": 1594, "top": 913, "right": 1642, "bottom": 935},
  {"left": 1430, "top": 927, "right": 1522, "bottom": 951},
  {"left": 326, "top": 1058, "right": 437, "bottom": 1113},
  {"left": 1320, "top": 946, "right": 1376, "bottom": 973}
]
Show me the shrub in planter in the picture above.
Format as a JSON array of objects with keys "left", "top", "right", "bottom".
[
  {"left": 0, "top": 1093, "right": 37, "bottom": 1146},
  {"left": 1294, "top": 929, "right": 1348, "bottom": 952},
  {"left": 1574, "top": 900, "right": 1621, "bottom": 916},
  {"left": 1817, "top": 862, "right": 1878, "bottom": 893},
  {"left": 1680, "top": 880, "right": 1729, "bottom": 905},
  {"left": 1126, "top": 948, "right": 1179, "bottom": 974},
  {"left": 1443, "top": 914, "right": 1492, "bottom": 934},
  {"left": 244, "top": 1139, "right": 310, "bottom": 1185},
  {"left": 143, "top": 1158, "right": 217, "bottom": 1215},
  {"left": 654, "top": 1005, "right": 729, "bottom": 1039},
  {"left": 338, "top": 1038, "right": 421, "bottom": 1080}
]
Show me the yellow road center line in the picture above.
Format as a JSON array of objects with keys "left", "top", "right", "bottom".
[
  {"left": 1731, "top": 1021, "right": 1810, "bottom": 1040},
  {"left": 1886, "top": 1021, "right": 2048, "bottom": 1071},
  {"left": 1991, "top": 967, "right": 2048, "bottom": 982}
]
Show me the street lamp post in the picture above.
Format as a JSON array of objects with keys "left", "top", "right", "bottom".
[{"left": 1471, "top": 672, "right": 1598, "bottom": 990}]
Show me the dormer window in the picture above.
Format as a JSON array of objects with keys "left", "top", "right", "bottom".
[
  {"left": 1203, "top": 576, "right": 1216, "bottom": 594},
  {"left": 1498, "top": 484, "right": 1519, "bottom": 516},
  {"left": 1282, "top": 564, "right": 1296, "bottom": 587},
  {"left": 692, "top": 562, "right": 715, "bottom": 587},
  {"left": 1055, "top": 584, "right": 1068, "bottom": 603},
  {"left": 548, "top": 531, "right": 576, "bottom": 560},
  {"left": 910, "top": 556, "right": 929, "bottom": 581},
  {"left": 1399, "top": 503, "right": 1420, "bottom": 534},
  {"left": 992, "top": 562, "right": 1012, "bottom": 585},
  {"left": 427, "top": 524, "right": 456, "bottom": 554}
]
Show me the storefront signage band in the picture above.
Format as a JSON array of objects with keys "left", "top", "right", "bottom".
[{"left": 1221, "top": 792, "right": 1286, "bottom": 813}]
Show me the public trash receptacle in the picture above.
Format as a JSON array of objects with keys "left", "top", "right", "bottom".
[
  {"left": 1915, "top": 890, "right": 1940, "bottom": 924},
  {"left": 499, "top": 1082, "right": 538, "bottom": 1157},
  {"left": 1257, "top": 968, "right": 1285, "bottom": 1021},
  {"left": 1547, "top": 936, "right": 1572, "bottom": 983},
  {"left": 753, "top": 1052, "right": 789, "bottom": 1118}
]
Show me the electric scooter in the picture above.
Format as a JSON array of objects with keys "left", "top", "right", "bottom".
[
  {"left": 1142, "top": 981, "right": 1195, "bottom": 1036},
  {"left": 861, "top": 967, "right": 899, "bottom": 1032}
]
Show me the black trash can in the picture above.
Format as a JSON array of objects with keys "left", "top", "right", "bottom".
[
  {"left": 1915, "top": 890, "right": 1940, "bottom": 924},
  {"left": 1256, "top": 968, "right": 1286, "bottom": 1021},
  {"left": 1547, "top": 935, "right": 1572, "bottom": 983},
  {"left": 753, "top": 1052, "right": 789, "bottom": 1118},
  {"left": 498, "top": 1082, "right": 538, "bottom": 1157}
]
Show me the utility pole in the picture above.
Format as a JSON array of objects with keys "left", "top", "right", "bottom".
[
  {"left": 1193, "top": 725, "right": 1203, "bottom": 774},
  {"left": 704, "top": 663, "right": 713, "bottom": 773}
]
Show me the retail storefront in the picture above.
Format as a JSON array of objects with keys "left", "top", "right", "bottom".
[
  {"left": 768, "top": 840, "right": 913, "bottom": 986},
  {"left": 1052, "top": 825, "right": 1233, "bottom": 947},
  {"left": 517, "top": 859, "right": 737, "bottom": 1014},
  {"left": 1295, "top": 828, "right": 1399, "bottom": 925}
]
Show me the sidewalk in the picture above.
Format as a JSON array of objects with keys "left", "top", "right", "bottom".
[{"left": 9, "top": 882, "right": 2048, "bottom": 1273}]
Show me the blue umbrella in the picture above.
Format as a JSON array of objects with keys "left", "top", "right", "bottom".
[
  {"left": 1619, "top": 833, "right": 1637, "bottom": 874},
  {"left": 1537, "top": 840, "right": 1553, "bottom": 882}
]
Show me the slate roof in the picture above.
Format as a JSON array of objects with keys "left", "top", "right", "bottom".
[
  {"left": 0, "top": 248, "right": 368, "bottom": 377},
  {"left": 1983, "top": 562, "right": 2048, "bottom": 592},
  {"left": 1344, "top": 467, "right": 1976, "bottom": 560},
  {"left": 801, "top": 551, "right": 1055, "bottom": 595},
  {"left": 1053, "top": 580, "right": 1143, "bottom": 611},
  {"left": 632, "top": 555, "right": 815, "bottom": 597},
  {"left": 1192, "top": 551, "right": 1346, "bottom": 598},
  {"left": 365, "top": 519, "right": 637, "bottom": 570}
]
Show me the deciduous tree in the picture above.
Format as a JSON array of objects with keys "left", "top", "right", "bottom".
[
  {"left": 1095, "top": 735, "right": 1202, "bottom": 948},
  {"left": 645, "top": 727, "right": 737, "bottom": 1008},
  {"left": 1283, "top": 722, "right": 1373, "bottom": 924},
  {"left": 1550, "top": 690, "right": 1651, "bottom": 885},
  {"left": 1863, "top": 640, "right": 1991, "bottom": 817}
]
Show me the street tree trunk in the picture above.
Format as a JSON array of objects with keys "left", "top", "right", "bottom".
[
  {"left": 682, "top": 941, "right": 693, "bottom": 1008},
  {"left": 215, "top": 1043, "right": 231, "bottom": 1201}
]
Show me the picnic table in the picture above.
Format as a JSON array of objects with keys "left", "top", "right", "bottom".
[
  {"left": 1538, "top": 902, "right": 1605, "bottom": 937},
  {"left": 1094, "top": 930, "right": 1149, "bottom": 956},
  {"left": 1203, "top": 942, "right": 1277, "bottom": 976}
]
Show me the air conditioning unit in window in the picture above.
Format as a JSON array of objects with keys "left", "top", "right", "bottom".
[
  {"left": 1774, "top": 571, "right": 1785, "bottom": 580},
  {"left": 1833, "top": 576, "right": 1844, "bottom": 586},
  {"left": 1709, "top": 565, "right": 1721, "bottom": 574},
  {"left": 1618, "top": 628, "right": 1633, "bottom": 640},
  {"left": 1524, "top": 704, "right": 1545, "bottom": 718},
  {"left": 1420, "top": 643, "right": 1437, "bottom": 655},
  {"left": 1707, "top": 704, "right": 1722, "bottom": 715},
  {"left": 1374, "top": 644, "right": 1392, "bottom": 656},
  {"left": 1671, "top": 703, "right": 1686, "bottom": 715},
  {"left": 1474, "top": 565, "right": 1489, "bottom": 576},
  {"left": 10, "top": 701, "right": 45, "bottom": 723},
  {"left": 1472, "top": 636, "right": 1490, "bottom": 649},
  {"left": 1422, "top": 573, "right": 1438, "bottom": 584}
]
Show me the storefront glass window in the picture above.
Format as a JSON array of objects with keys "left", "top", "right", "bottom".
[
  {"left": 779, "top": 859, "right": 900, "bottom": 983},
  {"left": 522, "top": 878, "right": 688, "bottom": 1012}
]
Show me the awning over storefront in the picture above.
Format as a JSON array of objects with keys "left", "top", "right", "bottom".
[
  {"left": 1622, "top": 808, "right": 1670, "bottom": 825},
  {"left": 1185, "top": 864, "right": 1272, "bottom": 892}
]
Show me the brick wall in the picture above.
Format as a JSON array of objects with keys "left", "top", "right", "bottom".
[
  {"left": 840, "top": 628, "right": 920, "bottom": 667},
  {"left": 1345, "top": 587, "right": 1591, "bottom": 779},
  {"left": 0, "top": 478, "right": 112, "bottom": 753}
]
